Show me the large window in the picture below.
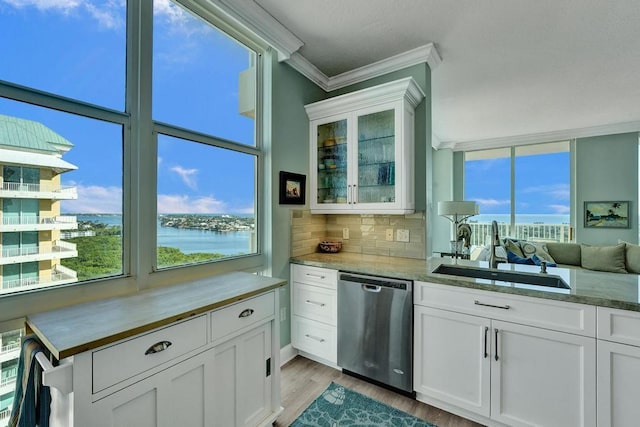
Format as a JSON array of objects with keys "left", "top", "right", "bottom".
[
  {"left": 152, "top": 0, "right": 259, "bottom": 269},
  {"left": 464, "top": 141, "right": 570, "bottom": 244},
  {"left": 0, "top": 0, "right": 264, "bottom": 422}
]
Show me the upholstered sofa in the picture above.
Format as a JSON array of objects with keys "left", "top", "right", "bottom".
[{"left": 473, "top": 239, "right": 640, "bottom": 274}]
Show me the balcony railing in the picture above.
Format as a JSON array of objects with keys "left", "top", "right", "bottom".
[
  {"left": 0, "top": 408, "right": 10, "bottom": 423},
  {"left": 0, "top": 182, "right": 77, "bottom": 195},
  {"left": 2, "top": 240, "right": 77, "bottom": 257},
  {"left": 0, "top": 375, "right": 16, "bottom": 389},
  {"left": 0, "top": 341, "right": 20, "bottom": 355},
  {"left": 1, "top": 215, "right": 77, "bottom": 226},
  {"left": 466, "top": 222, "right": 572, "bottom": 246},
  {"left": 1, "top": 268, "right": 77, "bottom": 291}
]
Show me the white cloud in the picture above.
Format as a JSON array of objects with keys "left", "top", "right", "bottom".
[
  {"left": 548, "top": 204, "right": 571, "bottom": 215},
  {"left": 520, "top": 183, "right": 570, "bottom": 200},
  {"left": 158, "top": 194, "right": 227, "bottom": 214},
  {"left": 170, "top": 165, "right": 198, "bottom": 190},
  {"left": 2, "top": 0, "right": 125, "bottom": 29},
  {"left": 61, "top": 184, "right": 122, "bottom": 213},
  {"left": 473, "top": 198, "right": 510, "bottom": 208}
]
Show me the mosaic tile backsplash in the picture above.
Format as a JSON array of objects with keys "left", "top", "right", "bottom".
[{"left": 291, "top": 210, "right": 426, "bottom": 259}]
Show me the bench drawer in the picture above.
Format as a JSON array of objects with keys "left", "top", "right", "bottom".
[
  {"left": 598, "top": 307, "right": 640, "bottom": 346},
  {"left": 92, "top": 314, "right": 207, "bottom": 393},
  {"left": 210, "top": 291, "right": 275, "bottom": 342}
]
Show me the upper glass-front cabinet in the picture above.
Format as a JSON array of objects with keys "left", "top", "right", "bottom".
[{"left": 306, "top": 78, "right": 425, "bottom": 214}]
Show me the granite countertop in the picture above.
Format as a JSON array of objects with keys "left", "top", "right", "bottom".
[
  {"left": 291, "top": 253, "right": 640, "bottom": 312},
  {"left": 27, "top": 272, "right": 286, "bottom": 359}
]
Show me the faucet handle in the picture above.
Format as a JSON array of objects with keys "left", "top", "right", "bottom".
[{"left": 540, "top": 260, "right": 548, "bottom": 274}]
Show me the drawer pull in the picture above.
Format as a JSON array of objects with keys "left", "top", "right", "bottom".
[
  {"left": 305, "top": 273, "right": 326, "bottom": 279},
  {"left": 305, "top": 334, "right": 326, "bottom": 343},
  {"left": 145, "top": 340, "right": 172, "bottom": 355},
  {"left": 305, "top": 299, "right": 326, "bottom": 307},
  {"left": 474, "top": 300, "right": 510, "bottom": 310},
  {"left": 239, "top": 308, "right": 255, "bottom": 318}
]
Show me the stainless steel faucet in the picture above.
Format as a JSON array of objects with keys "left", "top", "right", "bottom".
[{"left": 488, "top": 220, "right": 500, "bottom": 269}]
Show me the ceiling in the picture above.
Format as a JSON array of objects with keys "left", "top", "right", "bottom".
[{"left": 253, "top": 0, "right": 640, "bottom": 148}]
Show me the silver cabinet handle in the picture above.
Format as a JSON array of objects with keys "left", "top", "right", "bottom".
[
  {"left": 475, "top": 300, "right": 510, "bottom": 310},
  {"left": 494, "top": 328, "right": 500, "bottom": 361},
  {"left": 305, "top": 300, "right": 326, "bottom": 307},
  {"left": 305, "top": 273, "right": 326, "bottom": 279},
  {"left": 239, "top": 308, "right": 254, "bottom": 318},
  {"left": 348, "top": 184, "right": 352, "bottom": 204},
  {"left": 145, "top": 340, "right": 172, "bottom": 355},
  {"left": 483, "top": 326, "right": 489, "bottom": 359},
  {"left": 305, "top": 334, "right": 325, "bottom": 343},
  {"left": 353, "top": 184, "right": 358, "bottom": 204}
]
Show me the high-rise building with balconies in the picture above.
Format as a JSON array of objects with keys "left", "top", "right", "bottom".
[{"left": 0, "top": 114, "right": 79, "bottom": 294}]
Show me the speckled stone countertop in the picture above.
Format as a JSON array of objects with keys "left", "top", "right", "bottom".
[{"left": 291, "top": 253, "right": 640, "bottom": 312}]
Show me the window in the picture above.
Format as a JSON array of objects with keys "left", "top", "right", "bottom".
[
  {"left": 152, "top": 0, "right": 260, "bottom": 270},
  {"left": 464, "top": 142, "right": 570, "bottom": 244}
]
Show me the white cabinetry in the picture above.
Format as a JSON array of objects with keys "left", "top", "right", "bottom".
[
  {"left": 71, "top": 291, "right": 280, "bottom": 427},
  {"left": 414, "top": 282, "right": 596, "bottom": 427},
  {"left": 596, "top": 307, "right": 640, "bottom": 427},
  {"left": 305, "top": 77, "right": 425, "bottom": 214},
  {"left": 290, "top": 264, "right": 338, "bottom": 364}
]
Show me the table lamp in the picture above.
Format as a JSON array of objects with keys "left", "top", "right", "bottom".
[{"left": 437, "top": 201, "right": 479, "bottom": 259}]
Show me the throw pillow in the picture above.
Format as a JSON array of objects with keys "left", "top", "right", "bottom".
[
  {"left": 546, "top": 242, "right": 582, "bottom": 266},
  {"left": 530, "top": 253, "right": 557, "bottom": 267},
  {"left": 581, "top": 243, "right": 627, "bottom": 273},
  {"left": 503, "top": 238, "right": 524, "bottom": 258},
  {"left": 507, "top": 250, "right": 534, "bottom": 265},
  {"left": 519, "top": 241, "right": 556, "bottom": 263},
  {"left": 618, "top": 240, "right": 640, "bottom": 274}
]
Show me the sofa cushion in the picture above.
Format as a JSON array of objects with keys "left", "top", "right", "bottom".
[
  {"left": 546, "top": 242, "right": 582, "bottom": 266},
  {"left": 581, "top": 243, "right": 627, "bottom": 273},
  {"left": 519, "top": 241, "right": 556, "bottom": 263},
  {"left": 622, "top": 242, "right": 640, "bottom": 274}
]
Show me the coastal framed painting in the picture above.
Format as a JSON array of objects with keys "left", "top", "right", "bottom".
[
  {"left": 279, "top": 171, "right": 306, "bottom": 205},
  {"left": 584, "top": 201, "right": 630, "bottom": 228}
]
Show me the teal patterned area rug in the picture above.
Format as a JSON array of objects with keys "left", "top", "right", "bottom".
[{"left": 290, "top": 382, "right": 436, "bottom": 427}]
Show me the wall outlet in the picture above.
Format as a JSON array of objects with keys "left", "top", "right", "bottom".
[
  {"left": 280, "top": 307, "right": 287, "bottom": 321},
  {"left": 396, "top": 229, "right": 410, "bottom": 242},
  {"left": 343, "top": 227, "right": 350, "bottom": 239},
  {"left": 385, "top": 228, "right": 394, "bottom": 241}
]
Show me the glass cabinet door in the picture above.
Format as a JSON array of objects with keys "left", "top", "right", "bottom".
[
  {"left": 316, "top": 119, "right": 348, "bottom": 205},
  {"left": 356, "top": 109, "right": 395, "bottom": 204}
]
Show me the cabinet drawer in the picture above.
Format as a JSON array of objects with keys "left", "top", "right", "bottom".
[
  {"left": 292, "top": 283, "right": 337, "bottom": 325},
  {"left": 598, "top": 307, "right": 640, "bottom": 346},
  {"left": 415, "top": 281, "right": 596, "bottom": 336},
  {"left": 292, "top": 264, "right": 337, "bottom": 289},
  {"left": 92, "top": 314, "right": 207, "bottom": 393},
  {"left": 291, "top": 315, "right": 337, "bottom": 363},
  {"left": 211, "top": 292, "right": 274, "bottom": 342}
]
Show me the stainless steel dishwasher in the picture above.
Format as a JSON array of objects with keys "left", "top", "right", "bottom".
[{"left": 337, "top": 272, "right": 413, "bottom": 395}]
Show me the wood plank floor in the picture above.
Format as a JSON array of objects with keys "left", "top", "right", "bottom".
[{"left": 275, "top": 356, "right": 485, "bottom": 427}]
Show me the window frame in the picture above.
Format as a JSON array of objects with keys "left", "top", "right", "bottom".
[{"left": 0, "top": 0, "right": 269, "bottom": 297}]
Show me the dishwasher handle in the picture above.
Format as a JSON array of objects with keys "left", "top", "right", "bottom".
[{"left": 362, "top": 284, "right": 382, "bottom": 293}]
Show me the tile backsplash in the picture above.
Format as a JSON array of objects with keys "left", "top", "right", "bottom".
[{"left": 291, "top": 210, "right": 426, "bottom": 259}]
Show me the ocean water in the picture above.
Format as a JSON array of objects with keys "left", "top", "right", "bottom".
[{"left": 76, "top": 214, "right": 252, "bottom": 255}]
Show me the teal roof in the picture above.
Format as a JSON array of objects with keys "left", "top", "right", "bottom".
[{"left": 0, "top": 114, "right": 74, "bottom": 153}]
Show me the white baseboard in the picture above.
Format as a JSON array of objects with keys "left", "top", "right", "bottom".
[{"left": 280, "top": 344, "right": 298, "bottom": 366}]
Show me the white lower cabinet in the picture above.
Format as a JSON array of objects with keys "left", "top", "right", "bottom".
[
  {"left": 414, "top": 281, "right": 596, "bottom": 427},
  {"left": 290, "top": 264, "right": 338, "bottom": 364},
  {"left": 597, "top": 307, "right": 640, "bottom": 427},
  {"left": 71, "top": 291, "right": 279, "bottom": 427}
]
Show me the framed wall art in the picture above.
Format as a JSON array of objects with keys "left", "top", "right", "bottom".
[
  {"left": 584, "top": 201, "right": 630, "bottom": 228},
  {"left": 279, "top": 171, "right": 306, "bottom": 205}
]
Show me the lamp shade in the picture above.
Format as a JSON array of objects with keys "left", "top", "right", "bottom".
[{"left": 437, "top": 201, "right": 479, "bottom": 217}]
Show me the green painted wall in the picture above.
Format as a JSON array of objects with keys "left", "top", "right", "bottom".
[
  {"left": 575, "top": 132, "right": 639, "bottom": 245},
  {"left": 270, "top": 55, "right": 325, "bottom": 347}
]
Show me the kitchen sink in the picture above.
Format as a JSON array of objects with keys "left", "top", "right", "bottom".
[{"left": 432, "top": 264, "right": 571, "bottom": 289}]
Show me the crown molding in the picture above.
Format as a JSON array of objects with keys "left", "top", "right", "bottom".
[
  {"left": 285, "top": 43, "right": 441, "bottom": 93},
  {"left": 286, "top": 53, "right": 331, "bottom": 91},
  {"left": 447, "top": 120, "right": 640, "bottom": 152},
  {"left": 326, "top": 43, "right": 441, "bottom": 91},
  {"left": 212, "top": 0, "right": 304, "bottom": 61}
]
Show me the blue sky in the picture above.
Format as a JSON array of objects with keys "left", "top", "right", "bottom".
[
  {"left": 0, "top": 0, "right": 255, "bottom": 214},
  {"left": 465, "top": 152, "right": 570, "bottom": 216}
]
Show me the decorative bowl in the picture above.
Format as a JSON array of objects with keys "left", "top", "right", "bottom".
[{"left": 318, "top": 241, "right": 342, "bottom": 253}]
